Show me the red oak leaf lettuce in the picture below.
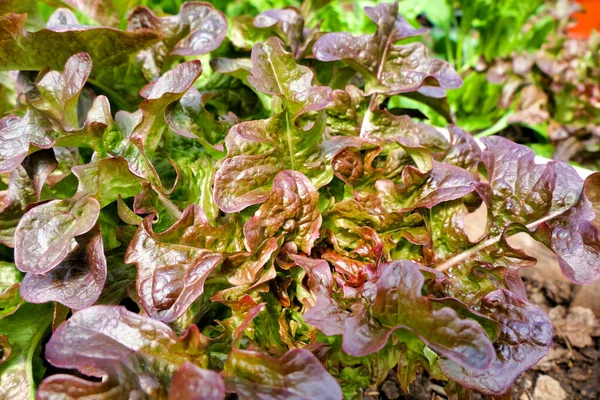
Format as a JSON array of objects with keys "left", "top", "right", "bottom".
[
  {"left": 19, "top": 227, "right": 106, "bottom": 309},
  {"left": 40, "top": 305, "right": 211, "bottom": 398},
  {"left": 125, "top": 204, "right": 248, "bottom": 322},
  {"left": 128, "top": 2, "right": 227, "bottom": 80},
  {"left": 313, "top": 2, "right": 460, "bottom": 96},
  {"left": 0, "top": 2, "right": 598, "bottom": 400},
  {"left": 213, "top": 37, "right": 333, "bottom": 212},
  {"left": 438, "top": 289, "right": 553, "bottom": 395}
]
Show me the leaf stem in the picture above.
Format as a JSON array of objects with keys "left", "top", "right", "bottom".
[
  {"left": 157, "top": 191, "right": 183, "bottom": 220},
  {"left": 436, "top": 209, "right": 568, "bottom": 273}
]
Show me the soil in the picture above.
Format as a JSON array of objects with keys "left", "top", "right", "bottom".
[{"left": 360, "top": 275, "right": 600, "bottom": 400}]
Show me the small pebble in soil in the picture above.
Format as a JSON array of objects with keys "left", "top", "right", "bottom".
[
  {"left": 532, "top": 375, "right": 567, "bottom": 400},
  {"left": 381, "top": 381, "right": 400, "bottom": 400}
]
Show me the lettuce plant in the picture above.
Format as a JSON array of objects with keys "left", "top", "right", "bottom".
[{"left": 0, "top": 1, "right": 599, "bottom": 399}]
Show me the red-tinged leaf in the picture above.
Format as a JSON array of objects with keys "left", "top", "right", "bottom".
[
  {"left": 0, "top": 11, "right": 158, "bottom": 73},
  {"left": 213, "top": 112, "right": 332, "bottom": 213},
  {"left": 41, "top": 306, "right": 211, "bottom": 398},
  {"left": 248, "top": 37, "right": 332, "bottom": 117},
  {"left": 342, "top": 261, "right": 495, "bottom": 373},
  {"left": 0, "top": 165, "right": 37, "bottom": 247},
  {"left": 132, "top": 60, "right": 203, "bottom": 151},
  {"left": 22, "top": 149, "right": 58, "bottom": 201},
  {"left": 541, "top": 172, "right": 600, "bottom": 284},
  {"left": 168, "top": 362, "right": 225, "bottom": 400},
  {"left": 244, "top": 170, "right": 321, "bottom": 254},
  {"left": 439, "top": 289, "right": 553, "bottom": 396},
  {"left": 0, "top": 109, "right": 54, "bottom": 173},
  {"left": 169, "top": 2, "right": 227, "bottom": 56},
  {"left": 128, "top": 3, "right": 226, "bottom": 80},
  {"left": 223, "top": 348, "right": 342, "bottom": 400},
  {"left": 324, "top": 86, "right": 449, "bottom": 151},
  {"left": 254, "top": 8, "right": 304, "bottom": 56},
  {"left": 480, "top": 137, "right": 600, "bottom": 284},
  {"left": 436, "top": 125, "right": 482, "bottom": 173},
  {"left": 434, "top": 138, "right": 600, "bottom": 288},
  {"left": 45, "top": 305, "right": 210, "bottom": 375},
  {"left": 313, "top": 2, "right": 460, "bottom": 96},
  {"left": 14, "top": 196, "right": 100, "bottom": 274},
  {"left": 0, "top": 53, "right": 104, "bottom": 173},
  {"left": 125, "top": 204, "right": 244, "bottom": 322},
  {"left": 55, "top": 0, "right": 121, "bottom": 26},
  {"left": 291, "top": 255, "right": 348, "bottom": 336},
  {"left": 324, "top": 197, "right": 430, "bottom": 260},
  {"left": 376, "top": 161, "right": 478, "bottom": 212},
  {"left": 20, "top": 227, "right": 106, "bottom": 310},
  {"left": 38, "top": 373, "right": 126, "bottom": 399},
  {"left": 31, "top": 52, "right": 92, "bottom": 130},
  {"left": 223, "top": 237, "right": 280, "bottom": 286}
]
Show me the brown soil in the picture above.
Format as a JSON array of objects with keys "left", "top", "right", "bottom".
[{"left": 361, "top": 275, "right": 600, "bottom": 400}]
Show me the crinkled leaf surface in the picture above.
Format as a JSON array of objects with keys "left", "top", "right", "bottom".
[
  {"left": 244, "top": 170, "right": 321, "bottom": 254},
  {"left": 214, "top": 38, "right": 332, "bottom": 212},
  {"left": 254, "top": 7, "right": 304, "bottom": 56},
  {"left": 127, "top": 2, "right": 226, "bottom": 80},
  {"left": 15, "top": 196, "right": 100, "bottom": 274},
  {"left": 224, "top": 348, "right": 342, "bottom": 400},
  {"left": 479, "top": 138, "right": 600, "bottom": 284},
  {"left": 0, "top": 2, "right": 597, "bottom": 399},
  {"left": 0, "top": 165, "right": 38, "bottom": 247},
  {"left": 0, "top": 11, "right": 158, "bottom": 79},
  {"left": 439, "top": 289, "right": 553, "bottom": 395},
  {"left": 45, "top": 305, "right": 209, "bottom": 373},
  {"left": 376, "top": 160, "right": 478, "bottom": 211},
  {"left": 0, "top": 109, "right": 54, "bottom": 173},
  {"left": 20, "top": 227, "right": 107, "bottom": 309},
  {"left": 132, "top": 60, "right": 203, "bottom": 154},
  {"left": 168, "top": 362, "right": 225, "bottom": 400},
  {"left": 342, "top": 261, "right": 495, "bottom": 374},
  {"left": 313, "top": 2, "right": 460, "bottom": 96},
  {"left": 31, "top": 52, "right": 92, "bottom": 131},
  {"left": 42, "top": 305, "right": 211, "bottom": 398},
  {"left": 0, "top": 52, "right": 97, "bottom": 173},
  {"left": 125, "top": 204, "right": 244, "bottom": 322}
]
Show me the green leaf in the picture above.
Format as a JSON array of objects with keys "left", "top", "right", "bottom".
[{"left": 0, "top": 302, "right": 53, "bottom": 400}]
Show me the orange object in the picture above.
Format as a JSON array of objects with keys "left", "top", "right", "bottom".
[{"left": 569, "top": 0, "right": 600, "bottom": 38}]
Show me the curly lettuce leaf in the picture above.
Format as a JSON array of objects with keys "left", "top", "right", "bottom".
[
  {"left": 214, "top": 37, "right": 333, "bottom": 212},
  {"left": 20, "top": 227, "right": 106, "bottom": 309},
  {"left": 125, "top": 204, "right": 245, "bottom": 322},
  {"left": 313, "top": 2, "right": 460, "bottom": 96},
  {"left": 342, "top": 261, "right": 494, "bottom": 373},
  {"left": 244, "top": 170, "right": 321, "bottom": 254},
  {"left": 439, "top": 289, "right": 553, "bottom": 395},
  {"left": 435, "top": 137, "right": 600, "bottom": 285},
  {"left": 41, "top": 305, "right": 211, "bottom": 398},
  {"left": 127, "top": 2, "right": 227, "bottom": 80},
  {"left": 14, "top": 195, "right": 101, "bottom": 274}
]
